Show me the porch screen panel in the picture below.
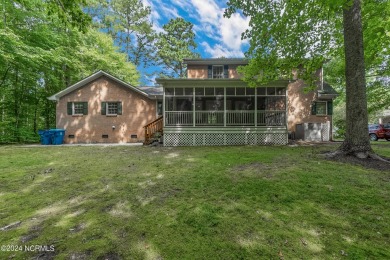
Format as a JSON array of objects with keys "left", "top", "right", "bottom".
[
  {"left": 226, "top": 87, "right": 255, "bottom": 126},
  {"left": 257, "top": 87, "right": 286, "bottom": 126},
  {"left": 165, "top": 87, "right": 193, "bottom": 126},
  {"left": 195, "top": 87, "right": 224, "bottom": 126}
]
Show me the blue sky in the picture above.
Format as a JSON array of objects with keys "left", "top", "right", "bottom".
[{"left": 140, "top": 0, "right": 250, "bottom": 84}]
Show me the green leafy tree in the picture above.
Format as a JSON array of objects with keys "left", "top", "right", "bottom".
[
  {"left": 225, "top": 0, "right": 390, "bottom": 159},
  {"left": 41, "top": 0, "right": 91, "bottom": 32},
  {"left": 0, "top": 0, "right": 139, "bottom": 143},
  {"left": 90, "top": 0, "right": 156, "bottom": 67},
  {"left": 156, "top": 18, "right": 200, "bottom": 78}
]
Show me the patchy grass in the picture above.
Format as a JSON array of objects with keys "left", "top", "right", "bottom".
[{"left": 0, "top": 143, "right": 389, "bottom": 259}]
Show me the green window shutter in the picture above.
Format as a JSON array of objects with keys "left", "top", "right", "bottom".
[
  {"left": 117, "top": 102, "right": 122, "bottom": 115},
  {"left": 101, "top": 102, "right": 106, "bottom": 115},
  {"left": 67, "top": 102, "right": 72, "bottom": 115},
  {"left": 83, "top": 102, "right": 88, "bottom": 115},
  {"left": 224, "top": 65, "right": 229, "bottom": 78},
  {"left": 327, "top": 100, "right": 333, "bottom": 115},
  {"left": 311, "top": 102, "right": 317, "bottom": 115},
  {"left": 208, "top": 65, "right": 212, "bottom": 78}
]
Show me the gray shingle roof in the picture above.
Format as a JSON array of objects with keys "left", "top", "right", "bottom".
[
  {"left": 322, "top": 82, "right": 338, "bottom": 95},
  {"left": 137, "top": 86, "right": 163, "bottom": 96}
]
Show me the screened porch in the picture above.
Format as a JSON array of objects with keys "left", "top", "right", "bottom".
[{"left": 164, "top": 86, "right": 287, "bottom": 127}]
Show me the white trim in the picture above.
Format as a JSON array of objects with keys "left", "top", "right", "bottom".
[
  {"left": 106, "top": 102, "right": 118, "bottom": 116},
  {"left": 48, "top": 70, "right": 149, "bottom": 101}
]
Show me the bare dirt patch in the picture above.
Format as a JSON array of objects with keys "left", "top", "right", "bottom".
[
  {"left": 325, "top": 154, "right": 390, "bottom": 171},
  {"left": 69, "top": 223, "right": 86, "bottom": 233},
  {"left": 20, "top": 224, "right": 42, "bottom": 243},
  {"left": 230, "top": 162, "right": 279, "bottom": 180},
  {"left": 97, "top": 252, "right": 121, "bottom": 260},
  {"left": 69, "top": 251, "right": 92, "bottom": 260},
  {"left": 33, "top": 249, "right": 57, "bottom": 260}
]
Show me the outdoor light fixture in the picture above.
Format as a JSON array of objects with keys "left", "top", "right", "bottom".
[{"left": 112, "top": 125, "right": 116, "bottom": 130}]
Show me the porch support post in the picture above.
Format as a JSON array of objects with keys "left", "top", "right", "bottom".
[
  {"left": 163, "top": 87, "right": 165, "bottom": 127},
  {"left": 193, "top": 87, "right": 195, "bottom": 127},
  {"left": 285, "top": 88, "right": 288, "bottom": 128},
  {"left": 224, "top": 87, "right": 226, "bottom": 127},
  {"left": 254, "top": 87, "right": 257, "bottom": 127}
]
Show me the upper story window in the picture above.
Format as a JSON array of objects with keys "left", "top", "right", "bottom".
[
  {"left": 67, "top": 102, "right": 88, "bottom": 115},
  {"left": 212, "top": 65, "right": 224, "bottom": 79},
  {"left": 311, "top": 101, "right": 333, "bottom": 116},
  {"left": 208, "top": 65, "right": 229, "bottom": 79}
]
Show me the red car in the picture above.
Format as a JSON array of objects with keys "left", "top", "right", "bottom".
[{"left": 369, "top": 124, "right": 390, "bottom": 141}]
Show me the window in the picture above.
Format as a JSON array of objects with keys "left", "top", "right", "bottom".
[
  {"left": 311, "top": 101, "right": 333, "bottom": 116},
  {"left": 316, "top": 102, "right": 327, "bottom": 115},
  {"left": 107, "top": 102, "right": 118, "bottom": 115},
  {"left": 157, "top": 101, "right": 163, "bottom": 116},
  {"left": 101, "top": 102, "right": 122, "bottom": 115},
  {"left": 208, "top": 65, "right": 228, "bottom": 78},
  {"left": 212, "top": 65, "right": 224, "bottom": 78},
  {"left": 67, "top": 102, "right": 88, "bottom": 115}
]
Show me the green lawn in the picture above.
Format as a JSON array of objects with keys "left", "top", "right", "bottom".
[{"left": 0, "top": 143, "right": 389, "bottom": 259}]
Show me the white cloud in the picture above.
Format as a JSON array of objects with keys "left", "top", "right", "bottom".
[
  {"left": 200, "top": 42, "right": 244, "bottom": 58},
  {"left": 145, "top": 0, "right": 249, "bottom": 58},
  {"left": 190, "top": 0, "right": 220, "bottom": 25},
  {"left": 190, "top": 0, "right": 249, "bottom": 57},
  {"left": 142, "top": 0, "right": 160, "bottom": 21},
  {"left": 220, "top": 13, "right": 250, "bottom": 51},
  {"left": 170, "top": 0, "right": 193, "bottom": 11}
]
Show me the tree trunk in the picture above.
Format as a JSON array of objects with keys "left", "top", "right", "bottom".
[
  {"left": 340, "top": 0, "right": 372, "bottom": 156},
  {"left": 13, "top": 67, "right": 20, "bottom": 142}
]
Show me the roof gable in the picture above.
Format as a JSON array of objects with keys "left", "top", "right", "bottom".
[{"left": 48, "top": 70, "right": 150, "bottom": 101}]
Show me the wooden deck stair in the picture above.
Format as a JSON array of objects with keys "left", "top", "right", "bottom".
[{"left": 143, "top": 116, "right": 163, "bottom": 145}]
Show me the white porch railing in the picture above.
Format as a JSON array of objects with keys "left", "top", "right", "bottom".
[
  {"left": 226, "top": 110, "right": 255, "bottom": 125},
  {"left": 165, "top": 110, "right": 286, "bottom": 126},
  {"left": 258, "top": 110, "right": 286, "bottom": 126},
  {"left": 195, "top": 111, "right": 224, "bottom": 125},
  {"left": 165, "top": 111, "right": 193, "bottom": 125}
]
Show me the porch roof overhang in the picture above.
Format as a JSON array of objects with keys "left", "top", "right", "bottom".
[
  {"left": 317, "top": 92, "right": 338, "bottom": 100},
  {"left": 317, "top": 82, "right": 339, "bottom": 100},
  {"left": 155, "top": 78, "right": 291, "bottom": 88}
]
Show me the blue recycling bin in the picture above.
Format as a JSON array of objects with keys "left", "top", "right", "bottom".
[
  {"left": 50, "top": 129, "right": 65, "bottom": 145},
  {"left": 38, "top": 130, "right": 52, "bottom": 145}
]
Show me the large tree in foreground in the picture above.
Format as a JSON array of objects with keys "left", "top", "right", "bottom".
[{"left": 225, "top": 0, "right": 389, "bottom": 159}]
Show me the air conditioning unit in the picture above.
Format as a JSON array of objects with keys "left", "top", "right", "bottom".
[{"left": 295, "top": 122, "right": 330, "bottom": 141}]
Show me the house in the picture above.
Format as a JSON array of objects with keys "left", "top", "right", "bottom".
[
  {"left": 49, "top": 59, "right": 337, "bottom": 145},
  {"left": 155, "top": 58, "right": 337, "bottom": 146},
  {"left": 48, "top": 70, "right": 163, "bottom": 144}
]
